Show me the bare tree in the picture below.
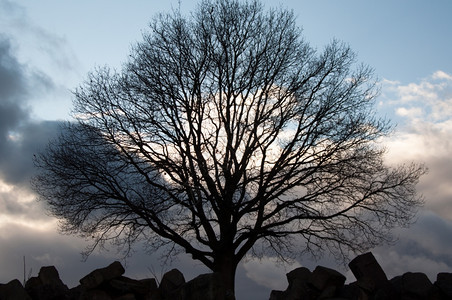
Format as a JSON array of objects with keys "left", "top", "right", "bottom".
[{"left": 32, "top": 0, "right": 426, "bottom": 298}]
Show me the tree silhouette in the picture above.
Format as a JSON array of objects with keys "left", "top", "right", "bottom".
[{"left": 32, "top": 0, "right": 426, "bottom": 298}]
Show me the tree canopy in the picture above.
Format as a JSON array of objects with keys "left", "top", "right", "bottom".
[{"left": 33, "top": 0, "right": 426, "bottom": 298}]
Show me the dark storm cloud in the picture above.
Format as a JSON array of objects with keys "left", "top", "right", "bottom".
[
  {"left": 0, "top": 37, "right": 29, "bottom": 128},
  {"left": 398, "top": 212, "right": 452, "bottom": 262},
  {"left": 0, "top": 120, "right": 61, "bottom": 185},
  {"left": 373, "top": 210, "right": 452, "bottom": 281},
  {"left": 0, "top": 35, "right": 58, "bottom": 185},
  {"left": 0, "top": 36, "right": 31, "bottom": 183}
]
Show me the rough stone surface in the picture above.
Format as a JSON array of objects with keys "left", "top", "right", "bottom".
[
  {"left": 140, "top": 278, "right": 158, "bottom": 291},
  {"left": 399, "top": 272, "right": 433, "bottom": 299},
  {"left": 25, "top": 266, "right": 69, "bottom": 300},
  {"left": 113, "top": 293, "right": 135, "bottom": 300},
  {"left": 80, "top": 289, "right": 112, "bottom": 300},
  {"left": 372, "top": 280, "right": 399, "bottom": 300},
  {"left": 338, "top": 281, "right": 369, "bottom": 300},
  {"left": 286, "top": 267, "right": 311, "bottom": 288},
  {"left": 159, "top": 268, "right": 186, "bottom": 299},
  {"left": 436, "top": 272, "right": 452, "bottom": 298},
  {"left": 349, "top": 252, "right": 388, "bottom": 293},
  {"left": 173, "top": 272, "right": 225, "bottom": 300},
  {"left": 269, "top": 290, "right": 284, "bottom": 300},
  {"left": 270, "top": 252, "right": 452, "bottom": 300},
  {"left": 0, "top": 279, "right": 32, "bottom": 300},
  {"left": 3, "top": 252, "right": 452, "bottom": 299},
  {"left": 108, "top": 276, "right": 152, "bottom": 296},
  {"left": 280, "top": 267, "right": 315, "bottom": 300},
  {"left": 309, "top": 265, "right": 346, "bottom": 292},
  {"left": 38, "top": 266, "right": 67, "bottom": 287},
  {"left": 80, "top": 261, "right": 125, "bottom": 290},
  {"left": 67, "top": 286, "right": 83, "bottom": 300}
]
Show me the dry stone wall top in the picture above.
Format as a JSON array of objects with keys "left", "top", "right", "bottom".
[{"left": 1, "top": 252, "right": 452, "bottom": 299}]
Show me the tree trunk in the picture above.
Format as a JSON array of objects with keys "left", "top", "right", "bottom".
[{"left": 214, "top": 252, "right": 237, "bottom": 300}]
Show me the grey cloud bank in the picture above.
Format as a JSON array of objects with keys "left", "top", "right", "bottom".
[
  {"left": 373, "top": 211, "right": 452, "bottom": 281},
  {"left": 0, "top": 35, "right": 59, "bottom": 185}
]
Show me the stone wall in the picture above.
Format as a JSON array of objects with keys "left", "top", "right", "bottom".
[
  {"left": 0, "top": 252, "right": 451, "bottom": 299},
  {"left": 270, "top": 252, "right": 452, "bottom": 300}
]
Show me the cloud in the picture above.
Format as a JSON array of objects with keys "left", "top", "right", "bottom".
[
  {"left": 0, "top": 7, "right": 81, "bottom": 288},
  {"left": 346, "top": 71, "right": 452, "bottom": 286},
  {"left": 0, "top": 36, "right": 33, "bottom": 184},
  {"left": 0, "top": 179, "right": 55, "bottom": 226},
  {"left": 380, "top": 71, "right": 452, "bottom": 220},
  {"left": 395, "top": 106, "right": 422, "bottom": 118},
  {"left": 0, "top": 37, "right": 29, "bottom": 122},
  {"left": 0, "top": 31, "right": 61, "bottom": 185},
  {"left": 433, "top": 70, "right": 452, "bottom": 81},
  {"left": 0, "top": 221, "right": 116, "bottom": 287},
  {"left": 0, "top": 3, "right": 81, "bottom": 291},
  {"left": 373, "top": 210, "right": 452, "bottom": 281},
  {"left": 0, "top": 0, "right": 78, "bottom": 74},
  {"left": 243, "top": 256, "right": 302, "bottom": 290},
  {"left": 0, "top": 0, "right": 78, "bottom": 121},
  {"left": 0, "top": 120, "right": 61, "bottom": 185},
  {"left": 383, "top": 71, "right": 452, "bottom": 122}
]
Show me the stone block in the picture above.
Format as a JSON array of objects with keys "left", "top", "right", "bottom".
[
  {"left": 400, "top": 272, "right": 433, "bottom": 299},
  {"left": 159, "top": 268, "right": 185, "bottom": 298},
  {"left": 274, "top": 266, "right": 316, "bottom": 300},
  {"left": 24, "top": 276, "right": 42, "bottom": 290},
  {"left": 348, "top": 252, "right": 387, "bottom": 292},
  {"left": 286, "top": 267, "right": 311, "bottom": 289},
  {"left": 0, "top": 279, "right": 32, "bottom": 300},
  {"left": 176, "top": 272, "right": 225, "bottom": 300},
  {"left": 114, "top": 293, "right": 136, "bottom": 300},
  {"left": 283, "top": 278, "right": 316, "bottom": 299},
  {"left": 143, "top": 288, "right": 162, "bottom": 300},
  {"left": 308, "top": 265, "right": 346, "bottom": 292},
  {"left": 339, "top": 282, "right": 369, "bottom": 300},
  {"left": 140, "top": 278, "right": 161, "bottom": 300},
  {"left": 269, "top": 290, "right": 284, "bottom": 300},
  {"left": 25, "top": 266, "right": 69, "bottom": 300},
  {"left": 108, "top": 276, "right": 153, "bottom": 295},
  {"left": 80, "top": 261, "right": 125, "bottom": 289},
  {"left": 38, "top": 266, "right": 67, "bottom": 288},
  {"left": 140, "top": 278, "right": 158, "bottom": 291},
  {"left": 435, "top": 272, "right": 452, "bottom": 297},
  {"left": 372, "top": 280, "right": 399, "bottom": 300},
  {"left": 68, "top": 285, "right": 84, "bottom": 300},
  {"left": 80, "top": 289, "right": 112, "bottom": 300}
]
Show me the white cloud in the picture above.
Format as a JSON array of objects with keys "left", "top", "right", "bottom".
[
  {"left": 383, "top": 71, "right": 452, "bottom": 121},
  {"left": 381, "top": 71, "right": 452, "bottom": 219},
  {"left": 433, "top": 70, "right": 452, "bottom": 81},
  {"left": 396, "top": 82, "right": 438, "bottom": 103},
  {"left": 395, "top": 106, "right": 422, "bottom": 118}
]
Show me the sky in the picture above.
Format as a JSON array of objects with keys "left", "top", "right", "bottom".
[{"left": 1, "top": 0, "right": 452, "bottom": 298}]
